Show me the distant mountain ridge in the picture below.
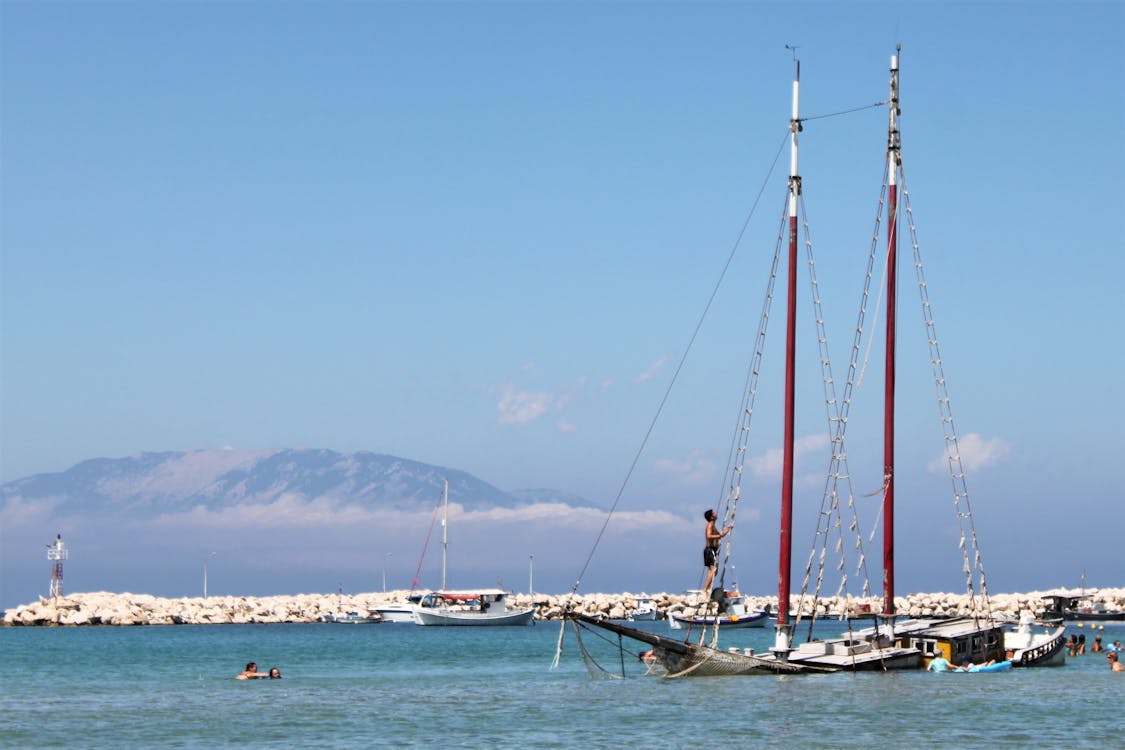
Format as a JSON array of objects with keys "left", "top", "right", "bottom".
[{"left": 1, "top": 449, "right": 599, "bottom": 515}]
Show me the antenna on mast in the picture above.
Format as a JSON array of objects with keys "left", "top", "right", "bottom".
[{"left": 785, "top": 44, "right": 800, "bottom": 79}]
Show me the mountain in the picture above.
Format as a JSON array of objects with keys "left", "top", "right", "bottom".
[{"left": 1, "top": 448, "right": 583, "bottom": 515}]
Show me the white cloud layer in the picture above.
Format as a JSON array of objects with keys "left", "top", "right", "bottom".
[
  {"left": 635, "top": 355, "right": 668, "bottom": 384},
  {"left": 747, "top": 434, "right": 830, "bottom": 482},
  {"left": 654, "top": 450, "right": 717, "bottom": 486},
  {"left": 496, "top": 386, "right": 551, "bottom": 425},
  {"left": 928, "top": 433, "right": 1012, "bottom": 473}
]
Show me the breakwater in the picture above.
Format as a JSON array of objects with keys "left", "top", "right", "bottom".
[{"left": 5, "top": 587, "right": 1123, "bottom": 626}]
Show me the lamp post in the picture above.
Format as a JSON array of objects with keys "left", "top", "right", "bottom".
[
  {"left": 529, "top": 555, "right": 534, "bottom": 597},
  {"left": 203, "top": 552, "right": 217, "bottom": 598},
  {"left": 382, "top": 552, "right": 392, "bottom": 592}
]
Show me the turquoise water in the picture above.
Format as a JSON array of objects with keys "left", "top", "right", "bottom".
[{"left": 2, "top": 620, "right": 1121, "bottom": 748}]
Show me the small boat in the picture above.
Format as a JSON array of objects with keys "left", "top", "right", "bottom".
[
  {"left": 1002, "top": 613, "right": 1067, "bottom": 667},
  {"left": 1038, "top": 593, "right": 1125, "bottom": 623},
  {"left": 628, "top": 596, "right": 659, "bottom": 621},
  {"left": 670, "top": 593, "right": 768, "bottom": 630},
  {"left": 320, "top": 610, "right": 383, "bottom": 624},
  {"left": 374, "top": 594, "right": 424, "bottom": 623},
  {"left": 407, "top": 480, "right": 535, "bottom": 627},
  {"left": 412, "top": 589, "right": 535, "bottom": 627}
]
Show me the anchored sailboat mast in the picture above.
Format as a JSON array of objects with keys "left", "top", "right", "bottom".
[
  {"left": 882, "top": 49, "right": 901, "bottom": 619},
  {"left": 441, "top": 478, "right": 449, "bottom": 591},
  {"left": 775, "top": 56, "right": 801, "bottom": 657}
]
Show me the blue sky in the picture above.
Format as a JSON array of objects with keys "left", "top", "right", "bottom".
[{"left": 2, "top": 1, "right": 1123, "bottom": 603}]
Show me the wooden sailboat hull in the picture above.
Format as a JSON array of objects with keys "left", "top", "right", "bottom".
[
  {"left": 789, "top": 641, "right": 922, "bottom": 671},
  {"left": 571, "top": 613, "right": 833, "bottom": 676}
]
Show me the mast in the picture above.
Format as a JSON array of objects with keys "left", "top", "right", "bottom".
[
  {"left": 441, "top": 478, "right": 449, "bottom": 591},
  {"left": 774, "top": 55, "right": 801, "bottom": 658},
  {"left": 882, "top": 48, "right": 901, "bottom": 618}
]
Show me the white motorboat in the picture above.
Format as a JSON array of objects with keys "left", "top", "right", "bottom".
[
  {"left": 408, "top": 481, "right": 535, "bottom": 626},
  {"left": 412, "top": 589, "right": 535, "bottom": 626},
  {"left": 670, "top": 593, "right": 768, "bottom": 630},
  {"left": 628, "top": 596, "right": 659, "bottom": 621},
  {"left": 1002, "top": 612, "right": 1068, "bottom": 667},
  {"left": 374, "top": 597, "right": 422, "bottom": 623},
  {"left": 319, "top": 610, "right": 382, "bottom": 624}
]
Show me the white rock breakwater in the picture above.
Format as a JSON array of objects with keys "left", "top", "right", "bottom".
[{"left": 4, "top": 588, "right": 1123, "bottom": 627}]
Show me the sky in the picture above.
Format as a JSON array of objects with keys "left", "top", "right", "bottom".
[{"left": 2, "top": 1, "right": 1123, "bottom": 607}]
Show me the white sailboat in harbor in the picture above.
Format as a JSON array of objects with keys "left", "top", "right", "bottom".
[{"left": 411, "top": 479, "right": 535, "bottom": 627}]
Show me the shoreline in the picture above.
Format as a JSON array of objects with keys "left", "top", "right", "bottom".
[{"left": 4, "top": 587, "right": 1123, "bottom": 627}]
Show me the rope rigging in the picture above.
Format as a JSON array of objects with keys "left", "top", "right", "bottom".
[
  {"left": 790, "top": 182, "right": 876, "bottom": 639},
  {"left": 899, "top": 160, "right": 993, "bottom": 621},
  {"left": 799, "top": 100, "right": 887, "bottom": 123},
  {"left": 709, "top": 190, "right": 790, "bottom": 614}
]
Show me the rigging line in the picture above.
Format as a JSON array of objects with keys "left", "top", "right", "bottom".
[
  {"left": 799, "top": 101, "right": 887, "bottom": 122},
  {"left": 410, "top": 492, "right": 445, "bottom": 591},
  {"left": 568, "top": 128, "right": 792, "bottom": 594}
]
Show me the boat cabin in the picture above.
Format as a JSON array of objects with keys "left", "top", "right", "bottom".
[
  {"left": 896, "top": 618, "right": 1006, "bottom": 669},
  {"left": 417, "top": 589, "right": 514, "bottom": 614}
]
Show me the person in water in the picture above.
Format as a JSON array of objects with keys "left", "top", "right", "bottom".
[
  {"left": 702, "top": 508, "right": 733, "bottom": 595},
  {"left": 237, "top": 662, "right": 263, "bottom": 680},
  {"left": 927, "top": 653, "right": 955, "bottom": 672},
  {"left": 1108, "top": 652, "right": 1124, "bottom": 672},
  {"left": 957, "top": 659, "right": 997, "bottom": 672},
  {"left": 268, "top": 667, "right": 282, "bottom": 679}
]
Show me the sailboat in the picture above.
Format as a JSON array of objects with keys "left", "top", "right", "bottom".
[
  {"left": 569, "top": 53, "right": 835, "bottom": 676},
  {"left": 567, "top": 48, "right": 1057, "bottom": 675},
  {"left": 410, "top": 479, "right": 536, "bottom": 626}
]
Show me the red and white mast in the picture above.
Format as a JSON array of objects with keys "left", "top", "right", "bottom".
[
  {"left": 882, "top": 48, "right": 902, "bottom": 620},
  {"left": 774, "top": 55, "right": 801, "bottom": 659}
]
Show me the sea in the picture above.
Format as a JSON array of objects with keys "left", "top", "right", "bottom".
[{"left": 2, "top": 618, "right": 1121, "bottom": 749}]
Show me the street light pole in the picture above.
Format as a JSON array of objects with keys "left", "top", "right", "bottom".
[
  {"left": 529, "top": 554, "right": 534, "bottom": 597},
  {"left": 203, "top": 552, "right": 217, "bottom": 598},
  {"left": 383, "top": 552, "right": 392, "bottom": 592}
]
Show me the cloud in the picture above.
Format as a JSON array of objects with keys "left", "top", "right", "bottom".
[
  {"left": 928, "top": 433, "right": 1012, "bottom": 473},
  {"left": 747, "top": 433, "right": 830, "bottom": 482},
  {"left": 654, "top": 450, "right": 718, "bottom": 486},
  {"left": 634, "top": 355, "right": 668, "bottom": 384},
  {"left": 554, "top": 376, "right": 588, "bottom": 411},
  {"left": 0, "top": 495, "right": 63, "bottom": 527},
  {"left": 497, "top": 386, "right": 552, "bottom": 425},
  {"left": 555, "top": 419, "right": 577, "bottom": 433},
  {"left": 143, "top": 497, "right": 690, "bottom": 538}
]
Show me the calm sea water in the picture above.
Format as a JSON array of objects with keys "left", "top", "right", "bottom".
[{"left": 2, "top": 619, "right": 1121, "bottom": 748}]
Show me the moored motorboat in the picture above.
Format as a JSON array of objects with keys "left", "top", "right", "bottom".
[
  {"left": 406, "top": 481, "right": 534, "bottom": 626},
  {"left": 1002, "top": 612, "right": 1067, "bottom": 667},
  {"left": 412, "top": 589, "right": 535, "bottom": 626},
  {"left": 320, "top": 610, "right": 383, "bottom": 624},
  {"left": 375, "top": 594, "right": 423, "bottom": 623},
  {"left": 670, "top": 593, "right": 768, "bottom": 630},
  {"left": 627, "top": 596, "right": 659, "bottom": 621}
]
